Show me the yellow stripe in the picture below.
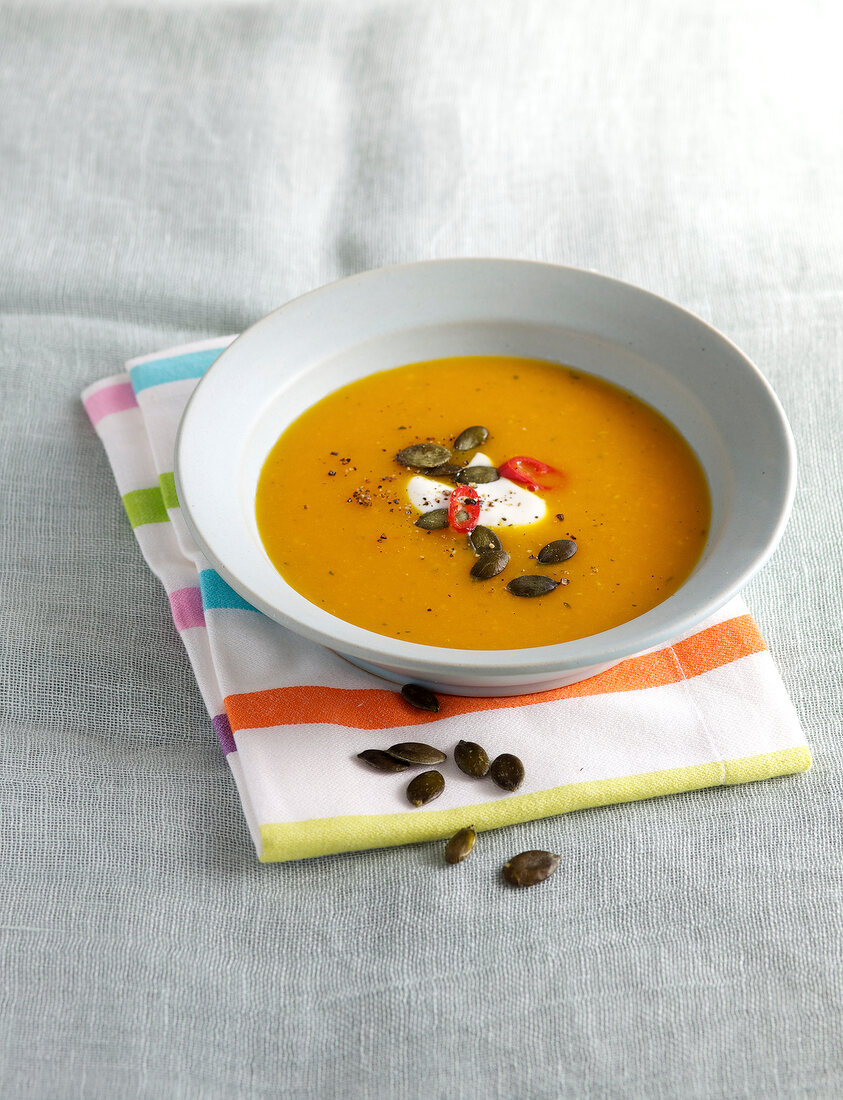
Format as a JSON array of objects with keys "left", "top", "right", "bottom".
[
  {"left": 723, "top": 746, "right": 811, "bottom": 784},
  {"left": 258, "top": 747, "right": 811, "bottom": 862}
]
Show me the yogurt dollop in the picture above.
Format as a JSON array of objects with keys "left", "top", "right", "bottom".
[{"left": 406, "top": 454, "right": 546, "bottom": 527}]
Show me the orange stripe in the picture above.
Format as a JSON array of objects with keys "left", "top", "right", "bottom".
[
  {"left": 224, "top": 613, "right": 766, "bottom": 733},
  {"left": 672, "top": 613, "right": 765, "bottom": 677}
]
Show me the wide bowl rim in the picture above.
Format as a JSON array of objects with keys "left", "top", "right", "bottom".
[{"left": 174, "top": 257, "right": 796, "bottom": 681}]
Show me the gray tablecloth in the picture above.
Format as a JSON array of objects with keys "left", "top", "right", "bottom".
[{"left": 2, "top": 3, "right": 841, "bottom": 1097}]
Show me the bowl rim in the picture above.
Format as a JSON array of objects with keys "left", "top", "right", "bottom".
[{"left": 174, "top": 257, "right": 797, "bottom": 678}]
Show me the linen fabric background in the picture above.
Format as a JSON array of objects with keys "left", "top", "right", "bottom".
[{"left": 1, "top": 2, "right": 841, "bottom": 1098}]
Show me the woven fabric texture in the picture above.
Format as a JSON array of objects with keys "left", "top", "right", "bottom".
[{"left": 1, "top": 3, "right": 841, "bottom": 1097}]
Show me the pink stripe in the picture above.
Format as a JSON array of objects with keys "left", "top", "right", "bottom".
[
  {"left": 83, "top": 381, "right": 139, "bottom": 426},
  {"left": 168, "top": 586, "right": 206, "bottom": 631}
]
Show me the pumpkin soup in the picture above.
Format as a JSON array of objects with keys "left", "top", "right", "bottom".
[{"left": 255, "top": 356, "right": 710, "bottom": 649}]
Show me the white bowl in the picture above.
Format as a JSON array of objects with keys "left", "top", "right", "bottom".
[{"left": 174, "top": 259, "right": 795, "bottom": 696}]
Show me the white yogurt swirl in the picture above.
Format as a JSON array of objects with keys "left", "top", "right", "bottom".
[{"left": 406, "top": 453, "right": 546, "bottom": 527}]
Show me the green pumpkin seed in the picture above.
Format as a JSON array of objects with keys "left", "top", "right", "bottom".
[
  {"left": 387, "top": 742, "right": 447, "bottom": 765},
  {"left": 454, "top": 739, "right": 490, "bottom": 777},
  {"left": 506, "top": 575, "right": 560, "bottom": 598},
  {"left": 415, "top": 508, "right": 449, "bottom": 530},
  {"left": 356, "top": 749, "right": 411, "bottom": 773},
  {"left": 468, "top": 525, "right": 502, "bottom": 554},
  {"left": 395, "top": 443, "right": 452, "bottom": 469},
  {"left": 537, "top": 539, "right": 578, "bottom": 564},
  {"left": 455, "top": 465, "right": 500, "bottom": 485},
  {"left": 470, "top": 549, "right": 510, "bottom": 580},
  {"left": 445, "top": 825, "right": 477, "bottom": 864},
  {"left": 400, "top": 683, "right": 440, "bottom": 713},
  {"left": 489, "top": 753, "right": 525, "bottom": 791},
  {"left": 407, "top": 769, "right": 445, "bottom": 807},
  {"left": 428, "top": 462, "right": 464, "bottom": 479},
  {"left": 453, "top": 425, "right": 489, "bottom": 451},
  {"left": 502, "top": 850, "right": 561, "bottom": 887}
]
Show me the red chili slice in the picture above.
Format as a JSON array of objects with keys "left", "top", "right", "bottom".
[
  {"left": 497, "top": 455, "right": 558, "bottom": 492},
  {"left": 448, "top": 485, "right": 482, "bottom": 532}
]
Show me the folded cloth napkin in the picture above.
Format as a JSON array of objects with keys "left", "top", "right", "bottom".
[{"left": 82, "top": 338, "right": 811, "bottom": 862}]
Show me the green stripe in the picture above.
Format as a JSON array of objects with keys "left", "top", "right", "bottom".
[
  {"left": 159, "top": 471, "right": 179, "bottom": 510},
  {"left": 122, "top": 486, "right": 169, "bottom": 528}
]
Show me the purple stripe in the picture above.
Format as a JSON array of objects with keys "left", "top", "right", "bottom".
[
  {"left": 83, "top": 381, "right": 139, "bottom": 426},
  {"left": 212, "top": 712, "right": 237, "bottom": 755},
  {"left": 168, "top": 586, "right": 206, "bottom": 631}
]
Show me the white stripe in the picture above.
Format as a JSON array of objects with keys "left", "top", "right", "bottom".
[
  {"left": 227, "top": 752, "right": 263, "bottom": 856},
  {"left": 683, "top": 652, "right": 805, "bottom": 760},
  {"left": 135, "top": 378, "right": 199, "bottom": 473},
  {"left": 204, "top": 608, "right": 390, "bottom": 693},
  {"left": 177, "top": 627, "right": 227, "bottom": 725},
  {"left": 134, "top": 523, "right": 201, "bottom": 593},
  {"left": 167, "top": 510, "right": 206, "bottom": 567},
  {"left": 94, "top": 407, "right": 159, "bottom": 495},
  {"left": 233, "top": 650, "right": 806, "bottom": 826}
]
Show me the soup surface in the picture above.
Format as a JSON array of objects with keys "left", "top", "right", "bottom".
[{"left": 255, "top": 356, "right": 710, "bottom": 649}]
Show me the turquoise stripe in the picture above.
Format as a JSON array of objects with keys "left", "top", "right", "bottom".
[
  {"left": 199, "top": 569, "right": 258, "bottom": 612},
  {"left": 130, "top": 347, "right": 224, "bottom": 394}
]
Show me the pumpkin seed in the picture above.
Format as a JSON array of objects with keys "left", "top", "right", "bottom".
[
  {"left": 395, "top": 443, "right": 451, "bottom": 469},
  {"left": 453, "top": 425, "right": 489, "bottom": 451},
  {"left": 506, "top": 575, "right": 559, "bottom": 598},
  {"left": 470, "top": 549, "right": 510, "bottom": 580},
  {"left": 415, "top": 508, "right": 449, "bottom": 530},
  {"left": 489, "top": 753, "right": 525, "bottom": 791},
  {"left": 454, "top": 739, "right": 490, "bottom": 777},
  {"left": 445, "top": 825, "right": 477, "bottom": 864},
  {"left": 356, "top": 749, "right": 411, "bottom": 773},
  {"left": 502, "top": 850, "right": 561, "bottom": 887},
  {"left": 454, "top": 465, "right": 500, "bottom": 485},
  {"left": 387, "top": 742, "right": 447, "bottom": 765},
  {"left": 407, "top": 769, "right": 445, "bottom": 807},
  {"left": 400, "top": 683, "right": 440, "bottom": 713},
  {"left": 537, "top": 539, "right": 578, "bottom": 564},
  {"left": 468, "top": 525, "right": 502, "bottom": 554},
  {"left": 428, "top": 462, "right": 464, "bottom": 479}
]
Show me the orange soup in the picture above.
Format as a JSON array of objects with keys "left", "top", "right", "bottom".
[{"left": 255, "top": 356, "right": 710, "bottom": 649}]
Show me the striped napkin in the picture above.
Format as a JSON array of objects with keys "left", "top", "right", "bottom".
[{"left": 82, "top": 338, "right": 811, "bottom": 862}]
